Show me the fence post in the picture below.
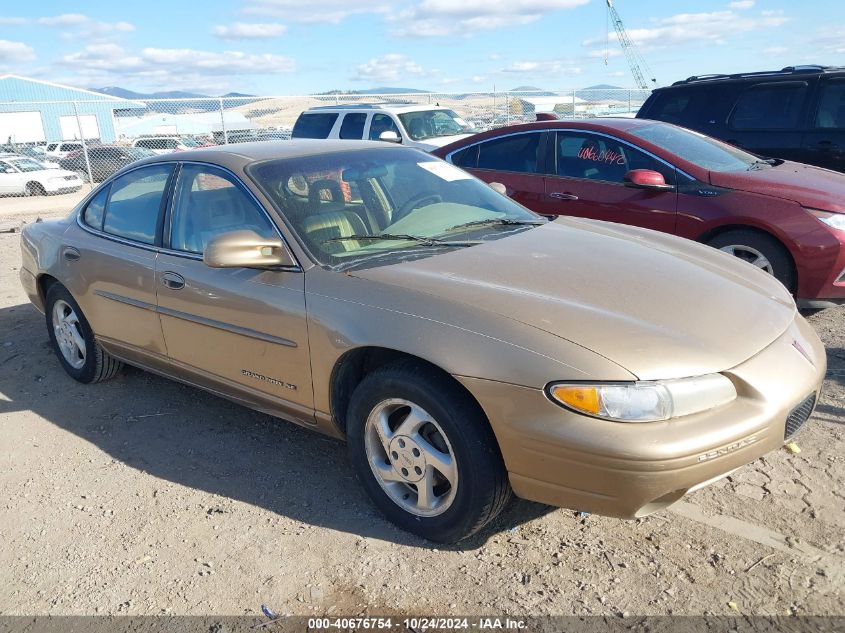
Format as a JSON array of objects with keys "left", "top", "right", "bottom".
[
  {"left": 628, "top": 90, "right": 632, "bottom": 114},
  {"left": 72, "top": 101, "right": 94, "bottom": 187},
  {"left": 219, "top": 98, "right": 228, "bottom": 144},
  {"left": 572, "top": 89, "right": 576, "bottom": 118}
]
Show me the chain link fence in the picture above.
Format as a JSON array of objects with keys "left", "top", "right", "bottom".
[{"left": 0, "top": 88, "right": 649, "bottom": 196}]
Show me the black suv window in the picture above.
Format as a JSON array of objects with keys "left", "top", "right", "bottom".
[
  {"left": 475, "top": 133, "right": 541, "bottom": 173},
  {"left": 815, "top": 80, "right": 845, "bottom": 129},
  {"left": 339, "top": 113, "right": 367, "bottom": 140},
  {"left": 292, "top": 113, "right": 339, "bottom": 139},
  {"left": 102, "top": 164, "right": 174, "bottom": 244},
  {"left": 729, "top": 82, "right": 808, "bottom": 130}
]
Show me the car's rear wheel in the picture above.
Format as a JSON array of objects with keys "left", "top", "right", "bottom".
[
  {"left": 24, "top": 182, "right": 46, "bottom": 197},
  {"left": 708, "top": 230, "right": 795, "bottom": 292},
  {"left": 346, "top": 360, "right": 511, "bottom": 542},
  {"left": 45, "top": 284, "right": 123, "bottom": 383}
]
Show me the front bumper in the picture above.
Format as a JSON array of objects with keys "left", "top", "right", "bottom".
[
  {"left": 457, "top": 315, "right": 826, "bottom": 518},
  {"left": 43, "top": 178, "right": 82, "bottom": 194}
]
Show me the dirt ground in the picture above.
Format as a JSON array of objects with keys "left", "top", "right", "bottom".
[{"left": 0, "top": 201, "right": 842, "bottom": 618}]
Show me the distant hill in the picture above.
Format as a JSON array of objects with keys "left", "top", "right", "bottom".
[
  {"left": 583, "top": 84, "right": 624, "bottom": 90},
  {"left": 92, "top": 87, "right": 260, "bottom": 114}
]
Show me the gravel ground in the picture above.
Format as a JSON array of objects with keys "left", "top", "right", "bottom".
[{"left": 0, "top": 206, "right": 842, "bottom": 618}]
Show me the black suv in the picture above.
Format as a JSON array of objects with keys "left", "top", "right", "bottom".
[{"left": 637, "top": 65, "right": 845, "bottom": 172}]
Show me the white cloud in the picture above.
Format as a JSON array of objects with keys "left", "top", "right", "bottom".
[
  {"left": 0, "top": 40, "right": 36, "bottom": 63},
  {"left": 500, "top": 59, "right": 582, "bottom": 76},
  {"left": 213, "top": 22, "right": 287, "bottom": 39},
  {"left": 394, "top": 0, "right": 589, "bottom": 37},
  {"left": 37, "top": 14, "right": 90, "bottom": 26},
  {"left": 56, "top": 44, "right": 296, "bottom": 91},
  {"left": 583, "top": 7, "right": 788, "bottom": 49},
  {"left": 729, "top": 0, "right": 755, "bottom": 8},
  {"left": 0, "top": 17, "right": 28, "bottom": 25},
  {"left": 353, "top": 53, "right": 427, "bottom": 83},
  {"left": 243, "top": 0, "right": 389, "bottom": 24}
]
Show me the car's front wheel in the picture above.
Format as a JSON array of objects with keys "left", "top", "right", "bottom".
[
  {"left": 708, "top": 229, "right": 796, "bottom": 292},
  {"left": 347, "top": 361, "right": 511, "bottom": 542},
  {"left": 45, "top": 284, "right": 123, "bottom": 383}
]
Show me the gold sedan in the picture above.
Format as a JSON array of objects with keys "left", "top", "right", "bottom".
[{"left": 19, "top": 141, "right": 825, "bottom": 542}]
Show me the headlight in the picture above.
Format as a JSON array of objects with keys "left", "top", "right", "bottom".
[
  {"left": 807, "top": 208, "right": 845, "bottom": 232},
  {"left": 546, "top": 374, "right": 737, "bottom": 422}
]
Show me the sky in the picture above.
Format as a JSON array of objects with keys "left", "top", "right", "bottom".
[{"left": 0, "top": 0, "right": 844, "bottom": 95}]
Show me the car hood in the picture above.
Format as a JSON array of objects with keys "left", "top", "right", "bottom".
[
  {"left": 709, "top": 161, "right": 845, "bottom": 214},
  {"left": 349, "top": 218, "right": 796, "bottom": 380},
  {"left": 415, "top": 133, "right": 474, "bottom": 150}
]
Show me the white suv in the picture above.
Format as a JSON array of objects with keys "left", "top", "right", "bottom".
[
  {"left": 291, "top": 104, "right": 475, "bottom": 151},
  {"left": 44, "top": 141, "right": 85, "bottom": 160}
]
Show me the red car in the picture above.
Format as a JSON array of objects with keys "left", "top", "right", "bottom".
[{"left": 434, "top": 119, "right": 845, "bottom": 308}]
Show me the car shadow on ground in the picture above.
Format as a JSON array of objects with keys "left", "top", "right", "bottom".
[
  {"left": 0, "top": 302, "right": 552, "bottom": 550},
  {"left": 816, "top": 346, "right": 845, "bottom": 423}
]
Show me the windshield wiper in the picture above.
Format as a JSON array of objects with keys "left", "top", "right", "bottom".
[
  {"left": 442, "top": 218, "right": 547, "bottom": 233},
  {"left": 323, "top": 233, "right": 475, "bottom": 247}
]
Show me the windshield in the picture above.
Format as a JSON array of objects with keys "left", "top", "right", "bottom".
[
  {"left": 628, "top": 123, "right": 762, "bottom": 172},
  {"left": 398, "top": 110, "right": 473, "bottom": 141},
  {"left": 7, "top": 158, "right": 43, "bottom": 172},
  {"left": 249, "top": 148, "right": 543, "bottom": 269}
]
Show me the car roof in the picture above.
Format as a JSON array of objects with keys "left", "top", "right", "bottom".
[
  {"left": 124, "top": 138, "right": 412, "bottom": 171},
  {"left": 304, "top": 103, "right": 450, "bottom": 114},
  {"left": 663, "top": 64, "right": 845, "bottom": 88}
]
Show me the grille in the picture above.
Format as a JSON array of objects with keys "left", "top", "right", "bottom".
[
  {"left": 785, "top": 393, "right": 816, "bottom": 440},
  {"left": 64, "top": 175, "right": 77, "bottom": 181}
]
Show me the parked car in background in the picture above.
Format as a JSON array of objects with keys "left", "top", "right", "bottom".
[
  {"left": 435, "top": 118, "right": 845, "bottom": 308},
  {"left": 292, "top": 103, "right": 474, "bottom": 151},
  {"left": 19, "top": 141, "right": 824, "bottom": 542},
  {"left": 0, "top": 150, "right": 59, "bottom": 170},
  {"left": 45, "top": 140, "right": 85, "bottom": 159},
  {"left": 637, "top": 65, "right": 845, "bottom": 173},
  {"left": 59, "top": 146, "right": 156, "bottom": 182},
  {"left": 131, "top": 136, "right": 197, "bottom": 154},
  {"left": 0, "top": 155, "right": 82, "bottom": 196}
]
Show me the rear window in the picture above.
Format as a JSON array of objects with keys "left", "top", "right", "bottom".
[
  {"left": 339, "top": 113, "right": 367, "bottom": 140},
  {"left": 292, "top": 113, "right": 339, "bottom": 139},
  {"left": 102, "top": 164, "right": 174, "bottom": 244},
  {"left": 476, "top": 133, "right": 541, "bottom": 173},
  {"left": 729, "top": 82, "right": 808, "bottom": 130}
]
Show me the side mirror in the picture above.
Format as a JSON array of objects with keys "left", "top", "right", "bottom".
[
  {"left": 203, "top": 230, "right": 296, "bottom": 269},
  {"left": 488, "top": 182, "right": 508, "bottom": 196},
  {"left": 378, "top": 131, "right": 401, "bottom": 143},
  {"left": 624, "top": 169, "right": 674, "bottom": 192}
]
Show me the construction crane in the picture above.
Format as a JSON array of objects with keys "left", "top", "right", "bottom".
[{"left": 606, "top": 0, "right": 657, "bottom": 90}]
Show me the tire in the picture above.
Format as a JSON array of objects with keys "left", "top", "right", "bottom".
[
  {"left": 708, "top": 229, "right": 795, "bottom": 292},
  {"left": 347, "top": 360, "right": 512, "bottom": 543},
  {"left": 24, "top": 182, "right": 46, "bottom": 197},
  {"left": 45, "top": 284, "right": 123, "bottom": 384}
]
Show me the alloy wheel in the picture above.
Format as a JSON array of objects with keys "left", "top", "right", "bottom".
[
  {"left": 718, "top": 244, "right": 773, "bottom": 274},
  {"left": 364, "top": 398, "right": 458, "bottom": 517},
  {"left": 52, "top": 299, "right": 86, "bottom": 369}
]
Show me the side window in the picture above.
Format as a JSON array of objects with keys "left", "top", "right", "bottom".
[
  {"left": 169, "top": 164, "right": 276, "bottom": 254},
  {"left": 555, "top": 132, "right": 674, "bottom": 185},
  {"left": 291, "top": 113, "right": 339, "bottom": 139},
  {"left": 815, "top": 80, "right": 845, "bottom": 129},
  {"left": 165, "top": 139, "right": 178, "bottom": 150},
  {"left": 339, "top": 113, "right": 367, "bottom": 140},
  {"left": 476, "top": 133, "right": 541, "bottom": 173},
  {"left": 102, "top": 164, "right": 174, "bottom": 244},
  {"left": 65, "top": 143, "right": 82, "bottom": 152},
  {"left": 82, "top": 186, "right": 110, "bottom": 230},
  {"left": 46, "top": 143, "right": 58, "bottom": 152},
  {"left": 729, "top": 82, "right": 808, "bottom": 130},
  {"left": 135, "top": 140, "right": 149, "bottom": 149},
  {"left": 450, "top": 144, "right": 479, "bottom": 169},
  {"left": 368, "top": 114, "right": 400, "bottom": 140}
]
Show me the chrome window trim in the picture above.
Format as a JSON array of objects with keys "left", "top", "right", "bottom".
[
  {"left": 444, "top": 127, "right": 696, "bottom": 182},
  {"left": 76, "top": 159, "right": 303, "bottom": 272}
]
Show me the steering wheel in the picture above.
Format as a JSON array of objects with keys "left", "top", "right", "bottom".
[{"left": 395, "top": 192, "right": 443, "bottom": 220}]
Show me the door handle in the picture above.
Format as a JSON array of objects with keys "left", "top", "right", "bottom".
[
  {"left": 161, "top": 271, "right": 185, "bottom": 290},
  {"left": 62, "top": 247, "right": 80, "bottom": 261},
  {"left": 549, "top": 192, "right": 579, "bottom": 201}
]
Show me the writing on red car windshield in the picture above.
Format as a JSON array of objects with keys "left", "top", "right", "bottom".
[{"left": 577, "top": 147, "right": 626, "bottom": 165}]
